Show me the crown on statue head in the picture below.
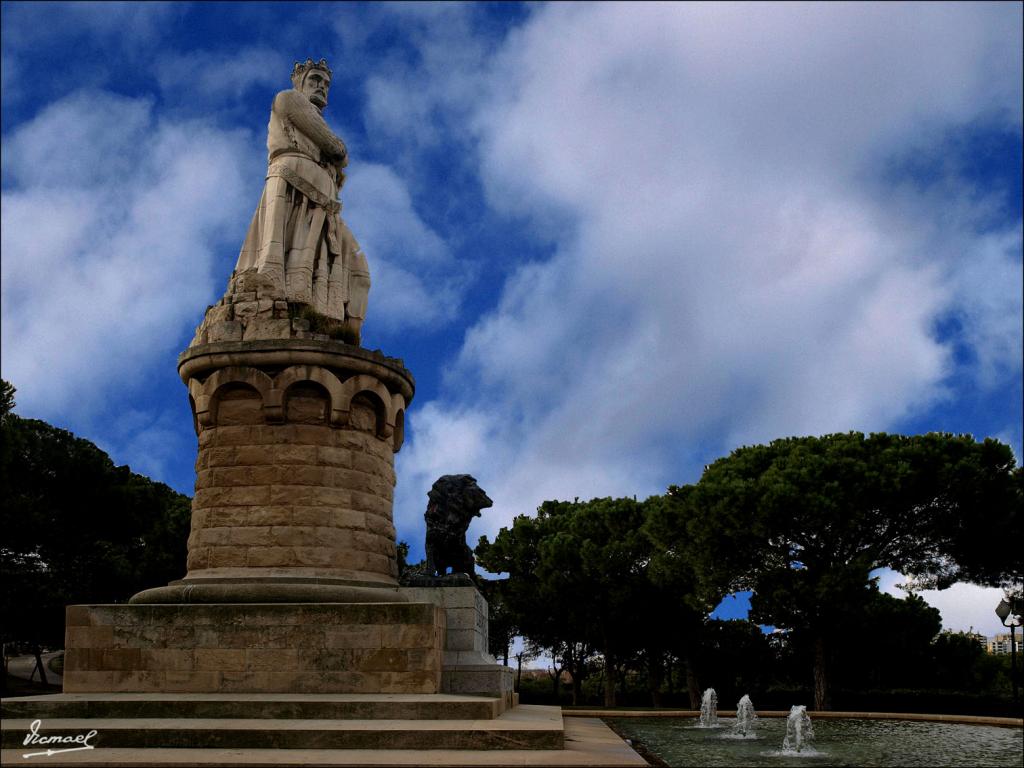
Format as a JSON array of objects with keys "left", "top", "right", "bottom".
[{"left": 291, "top": 58, "right": 333, "bottom": 88}]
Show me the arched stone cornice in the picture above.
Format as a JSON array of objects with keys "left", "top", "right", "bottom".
[
  {"left": 272, "top": 365, "right": 347, "bottom": 426},
  {"left": 196, "top": 366, "right": 273, "bottom": 427},
  {"left": 340, "top": 374, "right": 394, "bottom": 438},
  {"left": 179, "top": 339, "right": 415, "bottom": 402}
]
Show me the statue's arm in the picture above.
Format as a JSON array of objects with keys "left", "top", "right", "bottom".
[{"left": 275, "top": 90, "right": 348, "bottom": 164}]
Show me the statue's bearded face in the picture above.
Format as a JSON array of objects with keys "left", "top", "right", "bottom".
[{"left": 301, "top": 70, "right": 330, "bottom": 109}]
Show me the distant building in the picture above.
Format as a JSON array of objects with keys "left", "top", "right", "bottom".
[
  {"left": 957, "top": 629, "right": 988, "bottom": 650},
  {"left": 987, "top": 633, "right": 1022, "bottom": 655}
]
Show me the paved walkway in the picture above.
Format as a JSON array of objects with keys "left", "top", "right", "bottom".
[{"left": 2, "top": 717, "right": 648, "bottom": 766}]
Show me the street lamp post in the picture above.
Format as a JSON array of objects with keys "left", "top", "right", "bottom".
[{"left": 995, "top": 598, "right": 1021, "bottom": 708}]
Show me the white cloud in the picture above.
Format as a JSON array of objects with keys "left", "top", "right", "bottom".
[
  {"left": 394, "top": 403, "right": 495, "bottom": 544},
  {"left": 357, "top": 3, "right": 495, "bottom": 152},
  {"left": 1, "top": 90, "right": 252, "bottom": 423},
  {"left": 154, "top": 47, "right": 290, "bottom": 105},
  {"left": 0, "top": 3, "right": 181, "bottom": 107},
  {"left": 2, "top": 1, "right": 179, "bottom": 48},
  {"left": 393, "top": 395, "right": 667, "bottom": 550},
  {"left": 342, "top": 163, "right": 466, "bottom": 338},
  {"left": 1, "top": 50, "right": 20, "bottom": 103},
  {"left": 877, "top": 569, "right": 1014, "bottom": 638},
  {"left": 950, "top": 230, "right": 1024, "bottom": 385},
  {"left": 392, "top": 1, "right": 1023, "bottom": 542}
]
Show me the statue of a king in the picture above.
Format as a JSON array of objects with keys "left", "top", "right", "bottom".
[{"left": 234, "top": 58, "right": 369, "bottom": 345}]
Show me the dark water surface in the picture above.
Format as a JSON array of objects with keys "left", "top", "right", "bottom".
[{"left": 606, "top": 716, "right": 1024, "bottom": 767}]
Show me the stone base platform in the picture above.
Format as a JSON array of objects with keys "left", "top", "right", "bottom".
[
  {"left": 0, "top": 694, "right": 645, "bottom": 766},
  {"left": 1, "top": 698, "right": 560, "bottom": 751},
  {"left": 400, "top": 586, "right": 514, "bottom": 711},
  {"left": 0, "top": 693, "right": 505, "bottom": 721},
  {"left": 63, "top": 603, "right": 444, "bottom": 694},
  {"left": 0, "top": 719, "right": 642, "bottom": 766}
]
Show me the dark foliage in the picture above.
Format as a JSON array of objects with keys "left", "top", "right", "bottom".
[
  {"left": 0, "top": 380, "right": 191, "bottom": 648},
  {"left": 678, "top": 432, "right": 1020, "bottom": 709},
  {"left": 478, "top": 432, "right": 1020, "bottom": 712}
]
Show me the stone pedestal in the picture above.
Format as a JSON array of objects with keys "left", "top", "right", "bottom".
[
  {"left": 62, "top": 603, "right": 444, "bottom": 694},
  {"left": 63, "top": 338, "right": 435, "bottom": 694},
  {"left": 401, "top": 586, "right": 515, "bottom": 711},
  {"left": 134, "top": 338, "right": 414, "bottom": 604},
  {"left": 58, "top": 313, "right": 512, "bottom": 725}
]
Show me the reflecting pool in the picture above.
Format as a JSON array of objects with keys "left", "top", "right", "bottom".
[{"left": 606, "top": 716, "right": 1023, "bottom": 767}]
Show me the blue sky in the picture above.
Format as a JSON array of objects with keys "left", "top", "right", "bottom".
[{"left": 1, "top": 2, "right": 1021, "bottom": 635}]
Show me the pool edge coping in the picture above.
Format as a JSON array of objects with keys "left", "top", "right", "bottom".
[{"left": 564, "top": 709, "right": 1022, "bottom": 728}]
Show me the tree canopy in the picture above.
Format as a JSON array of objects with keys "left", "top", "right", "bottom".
[
  {"left": 477, "top": 496, "right": 710, "bottom": 706},
  {"left": 673, "top": 431, "right": 1020, "bottom": 709},
  {"left": 479, "top": 431, "right": 1019, "bottom": 711},
  {"left": 1, "top": 380, "right": 191, "bottom": 648}
]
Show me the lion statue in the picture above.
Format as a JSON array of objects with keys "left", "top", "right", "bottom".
[{"left": 423, "top": 474, "right": 493, "bottom": 577}]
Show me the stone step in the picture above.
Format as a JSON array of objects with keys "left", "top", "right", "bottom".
[
  {"left": 1, "top": 693, "right": 500, "bottom": 722},
  {"left": 1, "top": 717, "right": 645, "bottom": 767},
  {"left": 1, "top": 706, "right": 564, "bottom": 752}
]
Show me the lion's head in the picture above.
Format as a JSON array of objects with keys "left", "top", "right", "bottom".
[{"left": 427, "top": 474, "right": 493, "bottom": 526}]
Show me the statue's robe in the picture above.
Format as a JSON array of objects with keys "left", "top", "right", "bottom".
[{"left": 235, "top": 89, "right": 369, "bottom": 335}]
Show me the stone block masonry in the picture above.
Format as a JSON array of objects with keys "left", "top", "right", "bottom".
[
  {"left": 63, "top": 602, "right": 444, "bottom": 694},
  {"left": 400, "top": 586, "right": 491, "bottom": 664},
  {"left": 129, "top": 339, "right": 416, "bottom": 605},
  {"left": 401, "top": 586, "right": 514, "bottom": 711},
  {"left": 188, "top": 421, "right": 398, "bottom": 583},
  {"left": 178, "top": 340, "right": 413, "bottom": 591},
  {"left": 65, "top": 340, "right": 427, "bottom": 694}
]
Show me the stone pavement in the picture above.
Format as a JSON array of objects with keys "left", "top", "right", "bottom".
[
  {"left": 0, "top": 706, "right": 646, "bottom": 766},
  {"left": 0, "top": 696, "right": 643, "bottom": 765}
]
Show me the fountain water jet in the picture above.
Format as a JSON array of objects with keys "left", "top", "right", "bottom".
[
  {"left": 697, "top": 688, "right": 718, "bottom": 728},
  {"left": 781, "top": 705, "right": 815, "bottom": 753},
  {"left": 732, "top": 694, "right": 758, "bottom": 738}
]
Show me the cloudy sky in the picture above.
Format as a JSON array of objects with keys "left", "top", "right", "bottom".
[{"left": 2, "top": 2, "right": 1021, "bottom": 635}]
